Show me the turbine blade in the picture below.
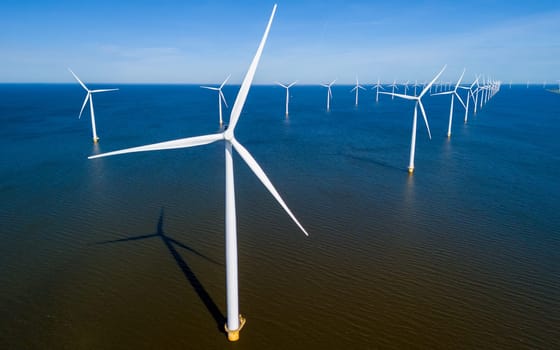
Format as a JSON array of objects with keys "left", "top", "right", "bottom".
[
  {"left": 379, "top": 91, "right": 416, "bottom": 101},
  {"left": 231, "top": 138, "right": 308, "bottom": 236},
  {"left": 420, "top": 65, "right": 447, "bottom": 98},
  {"left": 220, "top": 74, "right": 231, "bottom": 89},
  {"left": 350, "top": 86, "right": 357, "bottom": 92},
  {"left": 220, "top": 90, "right": 229, "bottom": 108},
  {"left": 454, "top": 69, "right": 466, "bottom": 90},
  {"left": 201, "top": 86, "right": 219, "bottom": 90},
  {"left": 455, "top": 92, "right": 466, "bottom": 109},
  {"left": 417, "top": 101, "right": 432, "bottom": 139},
  {"left": 287, "top": 81, "right": 298, "bottom": 88},
  {"left": 79, "top": 93, "right": 90, "bottom": 119},
  {"left": 431, "top": 91, "right": 453, "bottom": 96},
  {"left": 91, "top": 88, "right": 119, "bottom": 93},
  {"left": 68, "top": 68, "right": 89, "bottom": 91},
  {"left": 227, "top": 4, "right": 277, "bottom": 131},
  {"left": 276, "top": 82, "right": 288, "bottom": 88},
  {"left": 89, "top": 133, "right": 223, "bottom": 159}
]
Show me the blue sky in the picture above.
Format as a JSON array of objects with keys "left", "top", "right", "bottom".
[{"left": 1, "top": 0, "right": 559, "bottom": 84}]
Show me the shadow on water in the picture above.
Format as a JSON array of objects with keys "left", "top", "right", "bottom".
[{"left": 96, "top": 208, "right": 226, "bottom": 333}]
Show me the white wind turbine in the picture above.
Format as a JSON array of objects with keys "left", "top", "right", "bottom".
[
  {"left": 68, "top": 69, "right": 118, "bottom": 143},
  {"left": 380, "top": 65, "right": 447, "bottom": 174},
  {"left": 276, "top": 80, "right": 297, "bottom": 116},
  {"left": 201, "top": 75, "right": 231, "bottom": 126},
  {"left": 89, "top": 5, "right": 307, "bottom": 342},
  {"left": 372, "top": 79, "right": 384, "bottom": 102},
  {"left": 432, "top": 69, "right": 466, "bottom": 138},
  {"left": 388, "top": 80, "right": 399, "bottom": 99},
  {"left": 458, "top": 76, "right": 479, "bottom": 123},
  {"left": 321, "top": 79, "right": 336, "bottom": 111},
  {"left": 350, "top": 77, "right": 366, "bottom": 106}
]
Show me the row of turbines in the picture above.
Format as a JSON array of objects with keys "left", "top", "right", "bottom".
[
  {"left": 69, "top": 66, "right": 501, "bottom": 175},
  {"left": 68, "top": 5, "right": 502, "bottom": 342}
]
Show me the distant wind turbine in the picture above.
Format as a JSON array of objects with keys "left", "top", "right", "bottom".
[
  {"left": 380, "top": 65, "right": 447, "bottom": 173},
  {"left": 350, "top": 77, "right": 366, "bottom": 106},
  {"left": 321, "top": 80, "right": 336, "bottom": 111},
  {"left": 372, "top": 79, "right": 384, "bottom": 103},
  {"left": 68, "top": 69, "right": 118, "bottom": 143},
  {"left": 89, "top": 5, "right": 308, "bottom": 342},
  {"left": 201, "top": 75, "right": 231, "bottom": 126},
  {"left": 458, "top": 76, "right": 479, "bottom": 123},
  {"left": 432, "top": 69, "right": 466, "bottom": 138},
  {"left": 389, "top": 80, "right": 399, "bottom": 99},
  {"left": 276, "top": 81, "right": 297, "bottom": 116}
]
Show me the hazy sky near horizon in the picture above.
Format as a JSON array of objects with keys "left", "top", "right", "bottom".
[{"left": 1, "top": 1, "right": 559, "bottom": 84}]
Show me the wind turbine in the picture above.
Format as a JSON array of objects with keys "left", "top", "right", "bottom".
[
  {"left": 458, "top": 76, "right": 479, "bottom": 123},
  {"left": 350, "top": 77, "right": 366, "bottom": 106},
  {"left": 89, "top": 5, "right": 308, "bottom": 342},
  {"left": 380, "top": 65, "right": 447, "bottom": 174},
  {"left": 432, "top": 69, "right": 466, "bottom": 138},
  {"left": 372, "top": 79, "right": 384, "bottom": 103},
  {"left": 68, "top": 69, "right": 118, "bottom": 143},
  {"left": 388, "top": 80, "right": 399, "bottom": 99},
  {"left": 201, "top": 75, "right": 231, "bottom": 127},
  {"left": 276, "top": 81, "right": 297, "bottom": 116},
  {"left": 321, "top": 79, "right": 336, "bottom": 111}
]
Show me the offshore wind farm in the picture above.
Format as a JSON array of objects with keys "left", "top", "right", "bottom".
[{"left": 1, "top": 1, "right": 560, "bottom": 349}]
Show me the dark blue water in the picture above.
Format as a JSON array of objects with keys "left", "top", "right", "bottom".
[{"left": 1, "top": 83, "right": 559, "bottom": 349}]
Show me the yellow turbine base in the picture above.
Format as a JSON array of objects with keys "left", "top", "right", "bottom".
[
  {"left": 225, "top": 315, "right": 246, "bottom": 342},
  {"left": 408, "top": 167, "right": 414, "bottom": 174},
  {"left": 93, "top": 138, "right": 99, "bottom": 143}
]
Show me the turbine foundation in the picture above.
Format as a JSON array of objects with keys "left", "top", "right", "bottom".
[
  {"left": 225, "top": 315, "right": 246, "bottom": 342},
  {"left": 408, "top": 167, "right": 414, "bottom": 174}
]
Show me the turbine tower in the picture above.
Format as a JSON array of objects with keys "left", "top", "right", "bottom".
[
  {"left": 68, "top": 69, "right": 118, "bottom": 143},
  {"left": 89, "top": 5, "right": 307, "bottom": 342}
]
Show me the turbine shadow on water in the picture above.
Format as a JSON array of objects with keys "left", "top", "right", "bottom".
[{"left": 96, "top": 208, "right": 225, "bottom": 332}]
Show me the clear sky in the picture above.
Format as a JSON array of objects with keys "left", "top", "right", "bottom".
[{"left": 1, "top": 0, "right": 559, "bottom": 84}]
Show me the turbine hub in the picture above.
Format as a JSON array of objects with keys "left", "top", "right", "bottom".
[{"left": 224, "top": 129, "right": 234, "bottom": 141}]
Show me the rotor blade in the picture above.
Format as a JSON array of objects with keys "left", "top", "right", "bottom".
[
  {"left": 220, "top": 74, "right": 231, "bottom": 89},
  {"left": 379, "top": 91, "right": 417, "bottom": 101},
  {"left": 330, "top": 79, "right": 337, "bottom": 86},
  {"left": 275, "top": 82, "right": 288, "bottom": 88},
  {"left": 201, "top": 86, "right": 219, "bottom": 90},
  {"left": 227, "top": 4, "right": 277, "bottom": 132},
  {"left": 350, "top": 86, "right": 357, "bottom": 92},
  {"left": 454, "top": 68, "right": 466, "bottom": 91},
  {"left": 89, "top": 133, "right": 223, "bottom": 159},
  {"left": 91, "top": 88, "right": 119, "bottom": 93},
  {"left": 231, "top": 138, "right": 308, "bottom": 236},
  {"left": 68, "top": 68, "right": 89, "bottom": 91},
  {"left": 431, "top": 91, "right": 453, "bottom": 96},
  {"left": 417, "top": 100, "right": 432, "bottom": 139},
  {"left": 419, "top": 65, "right": 447, "bottom": 98},
  {"left": 220, "top": 90, "right": 228, "bottom": 108},
  {"left": 287, "top": 81, "right": 297, "bottom": 88},
  {"left": 79, "top": 93, "right": 90, "bottom": 119},
  {"left": 455, "top": 92, "right": 466, "bottom": 109}
]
